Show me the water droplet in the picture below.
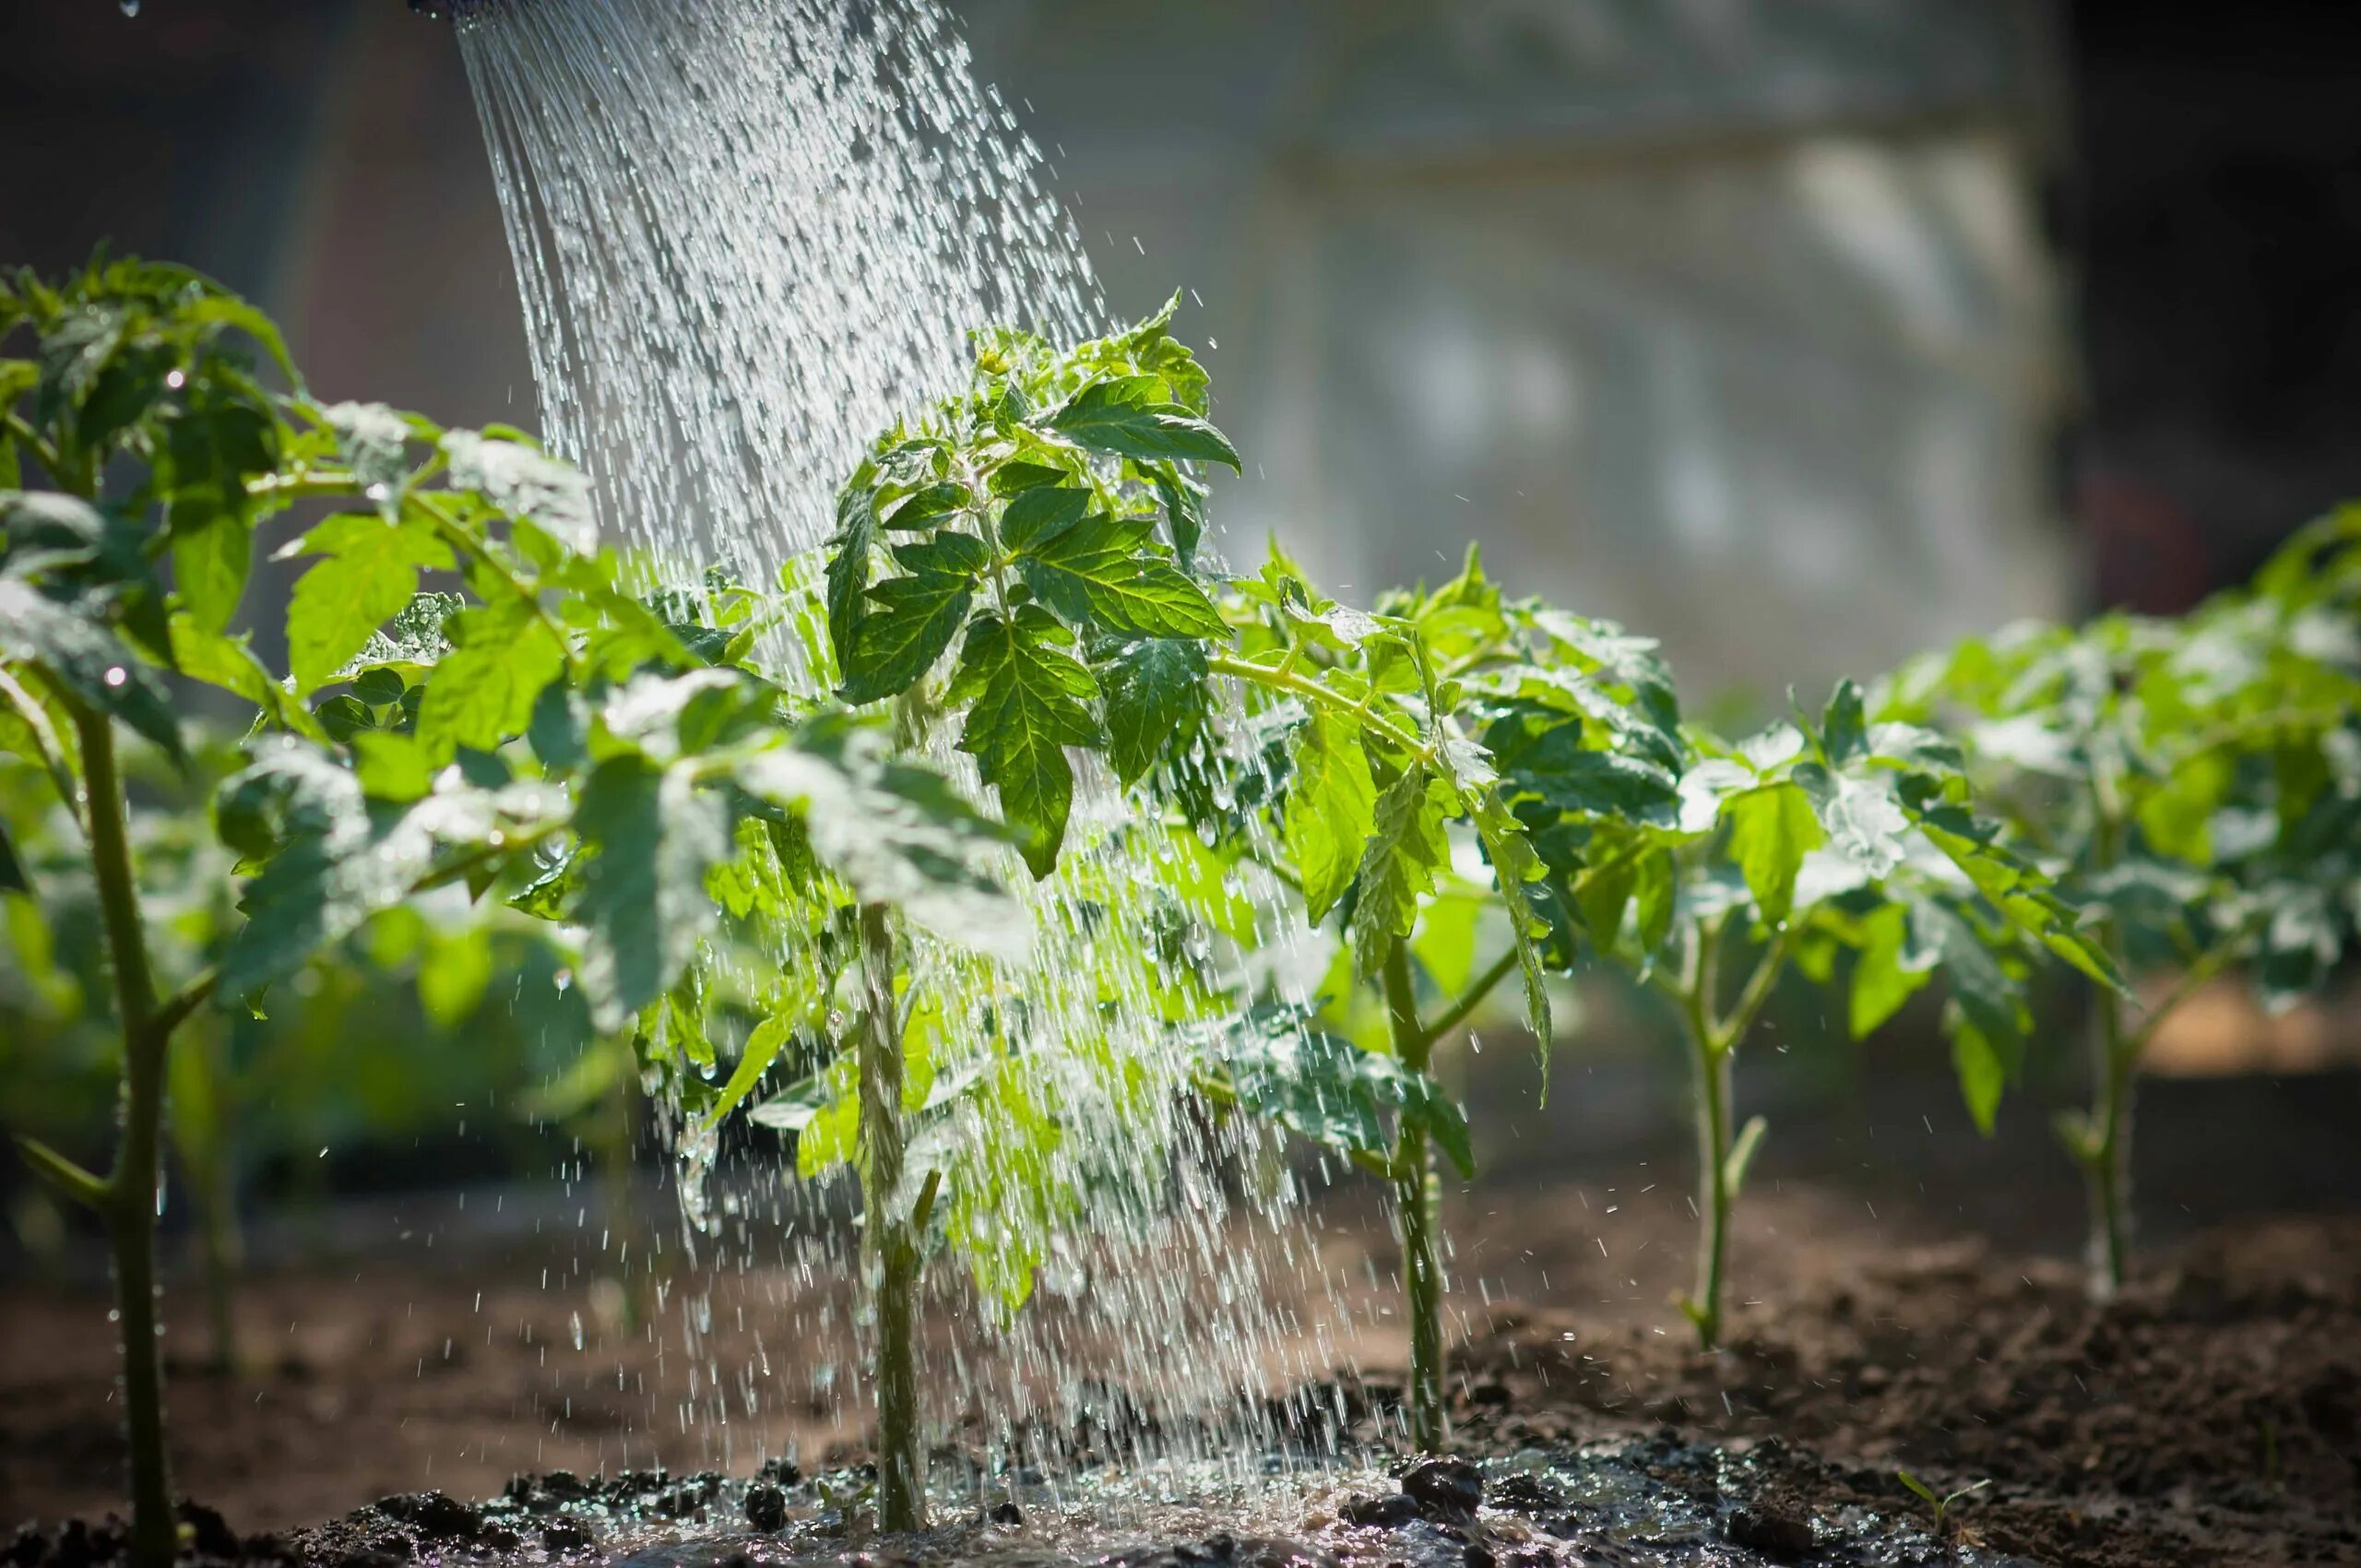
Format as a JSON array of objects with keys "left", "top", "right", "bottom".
[
  {"left": 164, "top": 368, "right": 184, "bottom": 389},
  {"left": 102, "top": 666, "right": 127, "bottom": 688}
]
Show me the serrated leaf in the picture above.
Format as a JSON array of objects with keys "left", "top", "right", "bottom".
[
  {"left": 1821, "top": 679, "right": 1868, "bottom": 766},
  {"left": 1150, "top": 461, "right": 1208, "bottom": 568},
  {"left": 839, "top": 568, "right": 973, "bottom": 705},
  {"left": 324, "top": 401, "right": 413, "bottom": 515},
  {"left": 1046, "top": 375, "right": 1241, "bottom": 469},
  {"left": 413, "top": 598, "right": 566, "bottom": 760},
  {"left": 1724, "top": 779, "right": 1824, "bottom": 925},
  {"left": 285, "top": 515, "right": 452, "bottom": 695},
  {"left": 572, "top": 756, "right": 732, "bottom": 1031},
  {"left": 1465, "top": 783, "right": 1554, "bottom": 1051},
  {"left": 167, "top": 612, "right": 322, "bottom": 740},
  {"left": 1350, "top": 765, "right": 1451, "bottom": 980},
  {"left": 879, "top": 481, "right": 970, "bottom": 530},
  {"left": 946, "top": 607, "right": 1101, "bottom": 877},
  {"left": 825, "top": 468, "right": 878, "bottom": 667},
  {"left": 216, "top": 742, "right": 555, "bottom": 1001},
  {"left": 1285, "top": 707, "right": 1377, "bottom": 920},
  {"left": 1945, "top": 1004, "right": 2015, "bottom": 1135},
  {"left": 170, "top": 511, "right": 248, "bottom": 636},
  {"left": 0, "top": 579, "right": 182, "bottom": 761},
  {"left": 1848, "top": 901, "right": 1935, "bottom": 1037},
  {"left": 1099, "top": 636, "right": 1209, "bottom": 785},
  {"left": 998, "top": 483, "right": 1091, "bottom": 551},
  {"left": 442, "top": 429, "right": 595, "bottom": 553},
  {"left": 1016, "top": 509, "right": 1226, "bottom": 638},
  {"left": 736, "top": 713, "right": 1023, "bottom": 957}
]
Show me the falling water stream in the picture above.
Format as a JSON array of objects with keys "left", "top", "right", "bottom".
[{"left": 450, "top": 0, "right": 1369, "bottom": 1509}]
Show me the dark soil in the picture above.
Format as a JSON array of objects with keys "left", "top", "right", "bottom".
[{"left": 5, "top": 1063, "right": 2357, "bottom": 1566}]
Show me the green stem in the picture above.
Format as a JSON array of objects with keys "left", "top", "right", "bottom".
[
  {"left": 73, "top": 704, "right": 176, "bottom": 1568},
  {"left": 1686, "top": 1022, "right": 1733, "bottom": 1351},
  {"left": 1205, "top": 651, "right": 1429, "bottom": 758},
  {"left": 1382, "top": 937, "right": 1447, "bottom": 1452},
  {"left": 2080, "top": 795, "right": 2131, "bottom": 1301},
  {"left": 857, "top": 902, "right": 924, "bottom": 1530},
  {"left": 1413, "top": 945, "right": 1520, "bottom": 1055},
  {"left": 2084, "top": 984, "right": 2133, "bottom": 1301}
]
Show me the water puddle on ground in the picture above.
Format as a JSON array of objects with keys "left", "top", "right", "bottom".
[{"left": 469, "top": 1440, "right": 2029, "bottom": 1568}]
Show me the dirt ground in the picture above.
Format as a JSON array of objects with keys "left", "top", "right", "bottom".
[{"left": 3, "top": 1064, "right": 2357, "bottom": 1566}]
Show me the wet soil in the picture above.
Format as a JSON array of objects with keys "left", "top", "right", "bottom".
[
  {"left": 4, "top": 1063, "right": 2357, "bottom": 1566},
  {"left": 5, "top": 1196, "right": 2355, "bottom": 1566}
]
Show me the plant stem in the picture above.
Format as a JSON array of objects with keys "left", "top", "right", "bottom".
[
  {"left": 857, "top": 902, "right": 924, "bottom": 1530},
  {"left": 1414, "top": 945, "right": 1521, "bottom": 1055},
  {"left": 2083, "top": 984, "right": 2133, "bottom": 1301},
  {"left": 1382, "top": 937, "right": 1447, "bottom": 1452},
  {"left": 1205, "top": 652, "right": 1429, "bottom": 758},
  {"left": 2080, "top": 795, "right": 2132, "bottom": 1301},
  {"left": 1686, "top": 1025, "right": 1733, "bottom": 1351},
  {"left": 74, "top": 704, "right": 176, "bottom": 1568}
]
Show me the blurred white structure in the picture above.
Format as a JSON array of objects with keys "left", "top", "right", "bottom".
[{"left": 967, "top": 0, "right": 2071, "bottom": 701}]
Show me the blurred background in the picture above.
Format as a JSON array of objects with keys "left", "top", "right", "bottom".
[
  {"left": 3, "top": 0, "right": 2359, "bottom": 1531},
  {"left": 11, "top": 3, "right": 2361, "bottom": 691}
]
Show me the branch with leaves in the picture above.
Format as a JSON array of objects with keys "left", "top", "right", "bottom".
[{"left": 1876, "top": 511, "right": 2361, "bottom": 1297}]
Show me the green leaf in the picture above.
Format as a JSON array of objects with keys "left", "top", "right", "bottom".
[
  {"left": 998, "top": 483, "right": 1092, "bottom": 551},
  {"left": 825, "top": 468, "right": 879, "bottom": 671},
  {"left": 701, "top": 1012, "right": 794, "bottom": 1134},
  {"left": 324, "top": 402, "right": 413, "bottom": 515},
  {"left": 1099, "top": 636, "right": 1209, "bottom": 785},
  {"left": 572, "top": 756, "right": 732, "bottom": 1031},
  {"left": 284, "top": 514, "right": 452, "bottom": 695},
  {"left": 1848, "top": 901, "right": 1935, "bottom": 1037},
  {"left": 1016, "top": 510, "right": 1226, "bottom": 638},
  {"left": 736, "top": 713, "right": 1023, "bottom": 956},
  {"left": 879, "top": 481, "right": 971, "bottom": 530},
  {"left": 169, "top": 511, "right": 248, "bottom": 636},
  {"left": 946, "top": 607, "right": 1101, "bottom": 877},
  {"left": 838, "top": 567, "right": 974, "bottom": 705},
  {"left": 442, "top": 429, "right": 595, "bottom": 553},
  {"left": 1046, "top": 375, "right": 1241, "bottom": 469},
  {"left": 162, "top": 398, "right": 271, "bottom": 630},
  {"left": 1820, "top": 679, "right": 1869, "bottom": 767},
  {"left": 1202, "top": 1007, "right": 1463, "bottom": 1171},
  {"left": 410, "top": 595, "right": 566, "bottom": 760},
  {"left": 1350, "top": 765, "right": 1451, "bottom": 980},
  {"left": 0, "top": 579, "right": 183, "bottom": 762},
  {"left": 528, "top": 681, "right": 587, "bottom": 774},
  {"left": 1465, "top": 783, "right": 1553, "bottom": 1051},
  {"left": 0, "top": 818, "right": 27, "bottom": 895},
  {"left": 1724, "top": 780, "right": 1825, "bottom": 926},
  {"left": 1946, "top": 1004, "right": 2013, "bottom": 1135},
  {"left": 1150, "top": 462, "right": 1208, "bottom": 568},
  {"left": 2136, "top": 750, "right": 2231, "bottom": 865},
  {"left": 1285, "top": 707, "right": 1378, "bottom": 920},
  {"left": 166, "top": 612, "right": 322, "bottom": 740}
]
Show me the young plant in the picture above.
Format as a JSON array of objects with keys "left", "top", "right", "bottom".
[
  {"left": 1, "top": 258, "right": 1008, "bottom": 1562},
  {"left": 1878, "top": 516, "right": 2361, "bottom": 1297},
  {"left": 1896, "top": 1469, "right": 1989, "bottom": 1545},
  {"left": 822, "top": 303, "right": 1560, "bottom": 1455},
  {"left": 1473, "top": 632, "right": 2120, "bottom": 1348},
  {"left": 806, "top": 293, "right": 1254, "bottom": 1515},
  {"left": 1169, "top": 546, "right": 1557, "bottom": 1454}
]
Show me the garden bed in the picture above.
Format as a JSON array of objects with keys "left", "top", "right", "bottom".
[{"left": 6, "top": 1169, "right": 2353, "bottom": 1567}]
